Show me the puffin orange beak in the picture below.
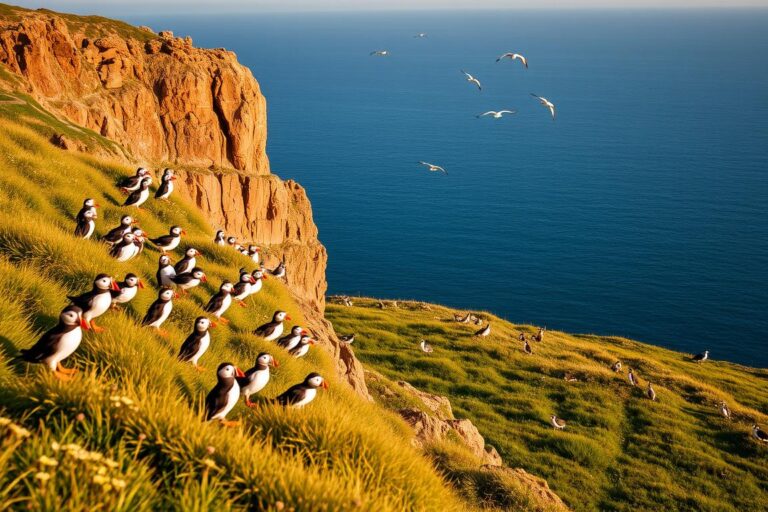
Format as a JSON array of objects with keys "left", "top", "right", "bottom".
[
  {"left": 321, "top": 381, "right": 329, "bottom": 390},
  {"left": 95, "top": 203, "right": 101, "bottom": 208},
  {"left": 271, "top": 358, "right": 279, "bottom": 368},
  {"left": 301, "top": 331, "right": 308, "bottom": 336},
  {"left": 138, "top": 280, "right": 145, "bottom": 289},
  {"left": 80, "top": 317, "right": 90, "bottom": 330},
  {"left": 309, "top": 339, "right": 316, "bottom": 345},
  {"left": 210, "top": 320, "right": 218, "bottom": 328},
  {"left": 171, "top": 176, "right": 177, "bottom": 180},
  {"left": 250, "top": 277, "right": 256, "bottom": 284},
  {"left": 181, "top": 230, "right": 187, "bottom": 235},
  {"left": 285, "top": 315, "right": 291, "bottom": 321},
  {"left": 131, "top": 220, "right": 137, "bottom": 225},
  {"left": 201, "top": 275, "right": 208, "bottom": 283},
  {"left": 261, "top": 274, "right": 268, "bottom": 280},
  {"left": 111, "top": 279, "right": 120, "bottom": 291},
  {"left": 235, "top": 367, "right": 245, "bottom": 378}
]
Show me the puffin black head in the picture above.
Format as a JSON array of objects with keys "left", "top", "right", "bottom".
[
  {"left": 159, "top": 254, "right": 171, "bottom": 266},
  {"left": 248, "top": 245, "right": 259, "bottom": 253},
  {"left": 216, "top": 362, "right": 245, "bottom": 381},
  {"left": 191, "top": 268, "right": 207, "bottom": 282},
  {"left": 220, "top": 281, "right": 234, "bottom": 293},
  {"left": 124, "top": 273, "right": 142, "bottom": 288},
  {"left": 253, "top": 269, "right": 266, "bottom": 280},
  {"left": 226, "top": 236, "right": 237, "bottom": 245},
  {"left": 170, "top": 225, "right": 186, "bottom": 236},
  {"left": 299, "top": 335, "right": 315, "bottom": 346},
  {"left": 273, "top": 310, "right": 289, "bottom": 322},
  {"left": 83, "top": 198, "right": 99, "bottom": 208},
  {"left": 158, "top": 287, "right": 175, "bottom": 302},
  {"left": 132, "top": 227, "right": 144, "bottom": 237},
  {"left": 136, "top": 167, "right": 148, "bottom": 176},
  {"left": 185, "top": 247, "right": 200, "bottom": 258},
  {"left": 289, "top": 325, "right": 303, "bottom": 336},
  {"left": 60, "top": 305, "right": 83, "bottom": 326},
  {"left": 239, "top": 272, "right": 253, "bottom": 283},
  {"left": 162, "top": 168, "right": 175, "bottom": 179},
  {"left": 256, "top": 352, "right": 278, "bottom": 368},
  {"left": 94, "top": 274, "right": 118, "bottom": 291},
  {"left": 304, "top": 372, "right": 328, "bottom": 389},
  {"left": 194, "top": 316, "right": 211, "bottom": 332},
  {"left": 120, "top": 215, "right": 134, "bottom": 226},
  {"left": 122, "top": 233, "right": 135, "bottom": 243}
]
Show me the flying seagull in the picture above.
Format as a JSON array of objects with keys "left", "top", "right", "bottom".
[
  {"left": 550, "top": 415, "right": 566, "bottom": 430},
  {"left": 418, "top": 161, "right": 447, "bottom": 175},
  {"left": 461, "top": 70, "right": 482, "bottom": 90},
  {"left": 531, "top": 93, "right": 556, "bottom": 120},
  {"left": 419, "top": 339, "right": 434, "bottom": 353},
  {"left": 476, "top": 110, "right": 517, "bottom": 119},
  {"left": 414, "top": 33, "right": 427, "bottom": 38},
  {"left": 692, "top": 350, "right": 709, "bottom": 363},
  {"left": 496, "top": 52, "right": 528, "bottom": 68},
  {"left": 370, "top": 50, "right": 389, "bottom": 56}
]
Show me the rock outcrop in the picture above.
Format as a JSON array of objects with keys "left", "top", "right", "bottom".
[{"left": 0, "top": 5, "right": 368, "bottom": 398}]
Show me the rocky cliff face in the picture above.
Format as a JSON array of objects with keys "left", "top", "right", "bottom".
[{"left": 0, "top": 6, "right": 368, "bottom": 397}]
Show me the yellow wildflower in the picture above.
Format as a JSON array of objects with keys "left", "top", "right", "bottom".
[
  {"left": 34, "top": 472, "right": 51, "bottom": 482},
  {"left": 111, "top": 478, "right": 127, "bottom": 489},
  {"left": 202, "top": 458, "right": 217, "bottom": 469},
  {"left": 38, "top": 456, "right": 58, "bottom": 467},
  {"left": 0, "top": 417, "right": 11, "bottom": 426},
  {"left": 103, "top": 458, "right": 119, "bottom": 469},
  {"left": 92, "top": 474, "right": 110, "bottom": 485},
  {"left": 51, "top": 442, "right": 61, "bottom": 451},
  {"left": 8, "top": 424, "right": 31, "bottom": 438},
  {"left": 119, "top": 397, "right": 134, "bottom": 406}
]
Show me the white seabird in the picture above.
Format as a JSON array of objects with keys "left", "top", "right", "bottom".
[
  {"left": 496, "top": 52, "right": 528, "bottom": 68},
  {"left": 531, "top": 93, "right": 556, "bottom": 120},
  {"left": 419, "top": 339, "right": 433, "bottom": 353},
  {"left": 550, "top": 415, "right": 566, "bottom": 430},
  {"left": 476, "top": 110, "right": 517, "bottom": 119},
  {"left": 628, "top": 368, "right": 638, "bottom": 387},
  {"left": 692, "top": 350, "right": 709, "bottom": 363},
  {"left": 461, "top": 70, "right": 482, "bottom": 90},
  {"left": 370, "top": 50, "right": 389, "bottom": 56},
  {"left": 418, "top": 161, "right": 447, "bottom": 175},
  {"left": 647, "top": 383, "right": 657, "bottom": 401},
  {"left": 474, "top": 323, "right": 491, "bottom": 337},
  {"left": 720, "top": 402, "right": 731, "bottom": 420},
  {"left": 414, "top": 33, "right": 427, "bottom": 38}
]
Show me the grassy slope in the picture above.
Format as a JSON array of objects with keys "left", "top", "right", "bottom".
[
  {"left": 327, "top": 298, "right": 768, "bottom": 512},
  {"left": 0, "top": 94, "right": 467, "bottom": 510}
]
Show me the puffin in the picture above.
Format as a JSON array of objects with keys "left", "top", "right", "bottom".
[
  {"left": 270, "top": 261, "right": 286, "bottom": 279},
  {"left": 550, "top": 415, "right": 566, "bottom": 430},
  {"left": 720, "top": 402, "right": 731, "bottom": 420},
  {"left": 248, "top": 268, "right": 267, "bottom": 296},
  {"left": 203, "top": 281, "right": 234, "bottom": 322},
  {"left": 226, "top": 236, "right": 241, "bottom": 251},
  {"left": 74, "top": 205, "right": 97, "bottom": 239},
  {"left": 19, "top": 305, "right": 83, "bottom": 379},
  {"left": 533, "top": 327, "right": 546, "bottom": 342},
  {"left": 150, "top": 226, "right": 185, "bottom": 254},
  {"left": 214, "top": 230, "right": 226, "bottom": 246},
  {"left": 254, "top": 311, "right": 289, "bottom": 341},
  {"left": 454, "top": 312, "right": 471, "bottom": 323},
  {"left": 174, "top": 247, "right": 201, "bottom": 275},
  {"left": 474, "top": 323, "right": 491, "bottom": 337},
  {"left": 156, "top": 254, "right": 177, "bottom": 287},
  {"left": 76, "top": 198, "right": 99, "bottom": 224},
  {"left": 246, "top": 245, "right": 260, "bottom": 263},
  {"left": 109, "top": 232, "right": 139, "bottom": 261},
  {"left": 752, "top": 425, "right": 768, "bottom": 443},
  {"left": 118, "top": 167, "right": 149, "bottom": 193},
  {"left": 68, "top": 274, "right": 118, "bottom": 332},
  {"left": 628, "top": 368, "right": 638, "bottom": 387},
  {"left": 288, "top": 334, "right": 314, "bottom": 358},
  {"left": 154, "top": 168, "right": 176, "bottom": 200},
  {"left": 172, "top": 267, "right": 207, "bottom": 294},
  {"left": 276, "top": 373, "right": 328, "bottom": 408},
  {"left": 277, "top": 325, "right": 305, "bottom": 351},
  {"left": 338, "top": 334, "right": 355, "bottom": 344},
  {"left": 523, "top": 339, "right": 532, "bottom": 355},
  {"left": 177, "top": 316, "right": 212, "bottom": 371},
  {"left": 692, "top": 350, "right": 709, "bottom": 363},
  {"left": 110, "top": 273, "right": 143, "bottom": 306},
  {"left": 123, "top": 177, "right": 152, "bottom": 209},
  {"left": 205, "top": 362, "right": 245, "bottom": 426},
  {"left": 232, "top": 271, "right": 256, "bottom": 306},
  {"left": 611, "top": 361, "right": 622, "bottom": 372},
  {"left": 647, "top": 383, "right": 657, "bottom": 401},
  {"left": 419, "top": 339, "right": 434, "bottom": 353},
  {"left": 518, "top": 332, "right": 526, "bottom": 341},
  {"left": 237, "top": 352, "right": 278, "bottom": 407},
  {"left": 132, "top": 227, "right": 146, "bottom": 254},
  {"left": 102, "top": 215, "right": 134, "bottom": 245},
  {"left": 141, "top": 288, "right": 174, "bottom": 335}
]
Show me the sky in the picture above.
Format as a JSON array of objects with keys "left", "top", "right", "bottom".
[{"left": 9, "top": 0, "right": 768, "bottom": 14}]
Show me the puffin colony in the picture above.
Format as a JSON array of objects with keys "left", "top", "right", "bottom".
[{"left": 18, "top": 166, "right": 328, "bottom": 426}]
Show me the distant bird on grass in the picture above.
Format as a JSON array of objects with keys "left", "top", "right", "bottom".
[
  {"left": 111, "top": 273, "right": 143, "bottom": 307},
  {"left": 156, "top": 254, "right": 176, "bottom": 287},
  {"left": 531, "top": 93, "right": 556, "bottom": 120},
  {"left": 205, "top": 362, "right": 244, "bottom": 426},
  {"left": 338, "top": 334, "right": 355, "bottom": 344},
  {"left": 142, "top": 288, "right": 174, "bottom": 336},
  {"left": 419, "top": 339, "right": 434, "bottom": 353},
  {"left": 476, "top": 110, "right": 516, "bottom": 119},
  {"left": 461, "top": 70, "right": 482, "bottom": 90},
  {"left": 155, "top": 168, "right": 176, "bottom": 200},
  {"left": 75, "top": 199, "right": 98, "bottom": 239},
  {"left": 68, "top": 274, "right": 118, "bottom": 333},
  {"left": 719, "top": 402, "right": 731, "bottom": 420},
  {"left": 692, "top": 350, "right": 709, "bottom": 363},
  {"left": 277, "top": 326, "right": 305, "bottom": 351},
  {"left": 370, "top": 50, "right": 389, "bottom": 56},
  {"left": 19, "top": 305, "right": 83, "bottom": 379},
  {"left": 752, "top": 425, "right": 768, "bottom": 443},
  {"left": 611, "top": 361, "right": 622, "bottom": 372},
  {"left": 276, "top": 373, "right": 328, "bottom": 408},
  {"left": 174, "top": 248, "right": 201, "bottom": 275},
  {"left": 418, "top": 161, "right": 447, "bottom": 175},
  {"left": 550, "top": 415, "right": 566, "bottom": 430},
  {"left": 496, "top": 52, "right": 528, "bottom": 68},
  {"left": 474, "top": 323, "right": 491, "bottom": 337},
  {"left": 454, "top": 312, "right": 471, "bottom": 323},
  {"left": 171, "top": 267, "right": 207, "bottom": 295},
  {"left": 214, "top": 230, "right": 226, "bottom": 245},
  {"left": 118, "top": 167, "right": 149, "bottom": 193},
  {"left": 109, "top": 232, "right": 138, "bottom": 262},
  {"left": 533, "top": 327, "right": 546, "bottom": 342},
  {"left": 204, "top": 281, "right": 234, "bottom": 323},
  {"left": 150, "top": 226, "right": 185, "bottom": 254},
  {"left": 647, "top": 383, "right": 657, "bottom": 401},
  {"left": 103, "top": 215, "right": 134, "bottom": 245},
  {"left": 289, "top": 334, "right": 315, "bottom": 358},
  {"left": 254, "top": 310, "right": 289, "bottom": 341},
  {"left": 523, "top": 339, "right": 532, "bottom": 355},
  {"left": 178, "top": 317, "right": 212, "bottom": 371},
  {"left": 628, "top": 368, "right": 638, "bottom": 387},
  {"left": 238, "top": 352, "right": 278, "bottom": 407},
  {"left": 232, "top": 271, "right": 256, "bottom": 306},
  {"left": 123, "top": 177, "right": 152, "bottom": 208}
]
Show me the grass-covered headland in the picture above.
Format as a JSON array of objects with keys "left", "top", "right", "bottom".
[{"left": 327, "top": 298, "right": 768, "bottom": 512}]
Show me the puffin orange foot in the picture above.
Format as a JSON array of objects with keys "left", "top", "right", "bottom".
[
  {"left": 90, "top": 320, "right": 105, "bottom": 333},
  {"left": 194, "top": 365, "right": 206, "bottom": 372},
  {"left": 238, "top": 301, "right": 247, "bottom": 308},
  {"left": 157, "top": 329, "right": 169, "bottom": 338},
  {"left": 56, "top": 362, "right": 78, "bottom": 375},
  {"left": 54, "top": 371, "right": 74, "bottom": 381},
  {"left": 218, "top": 318, "right": 230, "bottom": 325},
  {"left": 220, "top": 420, "right": 239, "bottom": 428},
  {"left": 245, "top": 399, "right": 255, "bottom": 408}
]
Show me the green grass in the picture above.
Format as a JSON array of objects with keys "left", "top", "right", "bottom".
[
  {"left": 0, "top": 108, "right": 468, "bottom": 510},
  {"left": 326, "top": 298, "right": 768, "bottom": 512}
]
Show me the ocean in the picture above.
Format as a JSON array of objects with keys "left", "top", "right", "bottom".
[{"left": 121, "top": 9, "right": 768, "bottom": 367}]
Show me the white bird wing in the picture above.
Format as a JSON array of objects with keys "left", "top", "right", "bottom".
[
  {"left": 496, "top": 53, "right": 513, "bottom": 62},
  {"left": 548, "top": 104, "right": 556, "bottom": 120},
  {"left": 418, "top": 161, "right": 431, "bottom": 167},
  {"left": 433, "top": 165, "right": 446, "bottom": 173},
  {"left": 461, "top": 70, "right": 473, "bottom": 80},
  {"left": 478, "top": 111, "right": 496, "bottom": 117},
  {"left": 498, "top": 110, "right": 517, "bottom": 115}
]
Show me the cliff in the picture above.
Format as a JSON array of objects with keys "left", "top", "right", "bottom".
[{"left": 0, "top": 4, "right": 367, "bottom": 397}]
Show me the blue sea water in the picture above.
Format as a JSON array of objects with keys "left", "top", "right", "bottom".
[{"left": 121, "top": 10, "right": 768, "bottom": 367}]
